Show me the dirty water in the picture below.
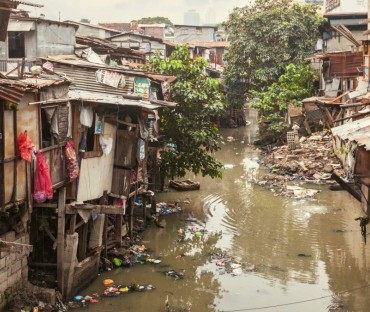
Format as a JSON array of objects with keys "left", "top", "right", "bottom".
[{"left": 73, "top": 109, "right": 370, "bottom": 312}]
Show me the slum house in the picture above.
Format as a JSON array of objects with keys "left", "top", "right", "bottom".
[
  {"left": 173, "top": 24, "right": 218, "bottom": 43},
  {"left": 98, "top": 22, "right": 140, "bottom": 33},
  {"left": 138, "top": 24, "right": 166, "bottom": 40},
  {"left": 0, "top": 0, "right": 45, "bottom": 42},
  {"left": 108, "top": 32, "right": 166, "bottom": 55},
  {"left": 322, "top": 0, "right": 367, "bottom": 52},
  {"left": 36, "top": 54, "right": 176, "bottom": 299},
  {"left": 0, "top": 73, "right": 73, "bottom": 310},
  {"left": 0, "top": 15, "right": 77, "bottom": 74},
  {"left": 74, "top": 34, "right": 147, "bottom": 67},
  {"left": 65, "top": 20, "right": 121, "bottom": 39},
  {"left": 298, "top": 49, "right": 364, "bottom": 133}
]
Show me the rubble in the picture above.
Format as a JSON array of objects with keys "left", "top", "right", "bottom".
[{"left": 257, "top": 131, "right": 346, "bottom": 199}]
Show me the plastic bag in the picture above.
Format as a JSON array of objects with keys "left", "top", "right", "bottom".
[
  {"left": 99, "top": 135, "right": 113, "bottom": 155},
  {"left": 80, "top": 106, "right": 94, "bottom": 127},
  {"left": 33, "top": 152, "right": 53, "bottom": 203},
  {"left": 17, "top": 132, "right": 35, "bottom": 162},
  {"left": 65, "top": 140, "right": 79, "bottom": 179}
]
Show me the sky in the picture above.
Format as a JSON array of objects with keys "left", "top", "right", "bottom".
[{"left": 22, "top": 0, "right": 254, "bottom": 25}]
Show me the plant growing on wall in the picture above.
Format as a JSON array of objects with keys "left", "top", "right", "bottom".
[{"left": 147, "top": 45, "right": 226, "bottom": 179}]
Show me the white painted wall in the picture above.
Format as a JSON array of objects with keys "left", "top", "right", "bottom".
[
  {"left": 77, "top": 122, "right": 116, "bottom": 202},
  {"left": 325, "top": 0, "right": 367, "bottom": 13}
]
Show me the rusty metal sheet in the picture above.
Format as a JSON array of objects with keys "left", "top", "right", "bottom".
[{"left": 328, "top": 52, "right": 363, "bottom": 78}]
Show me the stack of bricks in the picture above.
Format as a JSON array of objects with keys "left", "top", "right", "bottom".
[{"left": 0, "top": 231, "right": 30, "bottom": 309}]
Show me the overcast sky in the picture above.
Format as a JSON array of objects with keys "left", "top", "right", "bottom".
[{"left": 23, "top": 0, "right": 253, "bottom": 25}]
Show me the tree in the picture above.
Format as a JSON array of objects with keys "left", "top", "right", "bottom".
[
  {"left": 147, "top": 45, "right": 225, "bottom": 179},
  {"left": 250, "top": 62, "right": 317, "bottom": 133},
  {"left": 132, "top": 16, "right": 173, "bottom": 27},
  {"left": 224, "top": 0, "right": 324, "bottom": 108},
  {"left": 80, "top": 18, "right": 91, "bottom": 24}
]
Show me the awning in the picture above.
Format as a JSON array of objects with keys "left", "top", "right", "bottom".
[{"left": 7, "top": 19, "right": 35, "bottom": 31}]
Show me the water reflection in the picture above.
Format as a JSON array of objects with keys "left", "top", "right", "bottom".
[{"left": 74, "top": 108, "right": 370, "bottom": 312}]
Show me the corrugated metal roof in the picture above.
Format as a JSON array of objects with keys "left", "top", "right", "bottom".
[
  {"left": 0, "top": 77, "right": 68, "bottom": 103},
  {"left": 54, "top": 63, "right": 135, "bottom": 97},
  {"left": 68, "top": 89, "right": 163, "bottom": 109},
  {"left": 331, "top": 116, "right": 370, "bottom": 150},
  {"left": 41, "top": 56, "right": 176, "bottom": 82}
]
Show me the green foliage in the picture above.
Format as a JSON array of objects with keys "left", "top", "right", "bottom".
[
  {"left": 147, "top": 45, "right": 226, "bottom": 179},
  {"left": 132, "top": 16, "right": 173, "bottom": 27},
  {"left": 80, "top": 18, "right": 91, "bottom": 24},
  {"left": 224, "top": 0, "right": 324, "bottom": 107},
  {"left": 250, "top": 62, "right": 317, "bottom": 133}
]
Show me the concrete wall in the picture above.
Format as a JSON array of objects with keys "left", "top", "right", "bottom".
[
  {"left": 326, "top": 30, "right": 366, "bottom": 52},
  {"left": 0, "top": 232, "right": 30, "bottom": 310},
  {"left": 35, "top": 23, "right": 76, "bottom": 59},
  {"left": 174, "top": 26, "right": 216, "bottom": 43}
]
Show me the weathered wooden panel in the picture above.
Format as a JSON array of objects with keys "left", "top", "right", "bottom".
[
  {"left": 354, "top": 146, "right": 370, "bottom": 186},
  {"left": 42, "top": 148, "right": 64, "bottom": 186},
  {"left": 111, "top": 168, "right": 131, "bottom": 196},
  {"left": 71, "top": 255, "right": 100, "bottom": 297},
  {"left": 114, "top": 130, "right": 137, "bottom": 168},
  {"left": 77, "top": 123, "right": 116, "bottom": 202}
]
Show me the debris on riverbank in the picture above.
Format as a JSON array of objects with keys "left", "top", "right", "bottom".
[{"left": 256, "top": 131, "right": 346, "bottom": 199}]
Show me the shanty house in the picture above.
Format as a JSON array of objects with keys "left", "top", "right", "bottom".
[
  {"left": 0, "top": 16, "right": 77, "bottom": 74},
  {"left": 108, "top": 32, "right": 166, "bottom": 54},
  {"left": 173, "top": 24, "right": 218, "bottom": 43},
  {"left": 323, "top": 0, "right": 367, "bottom": 51},
  {"left": 65, "top": 20, "right": 121, "bottom": 39},
  {"left": 0, "top": 73, "right": 72, "bottom": 310}
]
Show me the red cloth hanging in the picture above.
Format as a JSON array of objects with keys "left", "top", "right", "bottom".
[
  {"left": 65, "top": 140, "right": 79, "bottom": 179},
  {"left": 17, "top": 131, "right": 34, "bottom": 162},
  {"left": 33, "top": 151, "right": 53, "bottom": 203}
]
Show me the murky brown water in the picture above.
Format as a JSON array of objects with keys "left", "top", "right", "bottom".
[{"left": 74, "top": 109, "right": 370, "bottom": 312}]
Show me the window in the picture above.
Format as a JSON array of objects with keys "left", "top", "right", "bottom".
[
  {"left": 40, "top": 104, "right": 69, "bottom": 149},
  {"left": 8, "top": 32, "right": 25, "bottom": 58},
  {"left": 81, "top": 114, "right": 103, "bottom": 158}
]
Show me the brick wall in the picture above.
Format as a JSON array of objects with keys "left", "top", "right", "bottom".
[{"left": 0, "top": 231, "right": 30, "bottom": 310}]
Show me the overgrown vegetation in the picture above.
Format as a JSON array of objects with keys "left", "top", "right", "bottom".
[
  {"left": 251, "top": 63, "right": 317, "bottom": 133},
  {"left": 147, "top": 45, "right": 225, "bottom": 179},
  {"left": 224, "top": 0, "right": 324, "bottom": 134}
]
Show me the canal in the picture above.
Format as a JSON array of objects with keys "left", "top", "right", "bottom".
[{"left": 74, "top": 108, "right": 370, "bottom": 312}]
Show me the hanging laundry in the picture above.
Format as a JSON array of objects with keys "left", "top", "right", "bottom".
[
  {"left": 33, "top": 152, "right": 53, "bottom": 203},
  {"left": 17, "top": 131, "right": 35, "bottom": 162},
  {"left": 65, "top": 140, "right": 79, "bottom": 179}
]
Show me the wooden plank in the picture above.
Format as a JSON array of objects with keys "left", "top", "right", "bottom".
[
  {"left": 11, "top": 109, "right": 17, "bottom": 204},
  {"left": 77, "top": 223, "right": 88, "bottom": 261},
  {"left": 68, "top": 214, "right": 77, "bottom": 234},
  {"left": 57, "top": 187, "right": 66, "bottom": 297},
  {"left": 116, "top": 214, "right": 123, "bottom": 245},
  {"left": 329, "top": 91, "right": 349, "bottom": 103},
  {"left": 65, "top": 204, "right": 124, "bottom": 215}
]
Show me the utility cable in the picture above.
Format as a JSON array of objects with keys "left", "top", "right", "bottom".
[{"left": 220, "top": 284, "right": 370, "bottom": 312}]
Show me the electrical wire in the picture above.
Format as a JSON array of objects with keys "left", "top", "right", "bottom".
[{"left": 220, "top": 284, "right": 370, "bottom": 312}]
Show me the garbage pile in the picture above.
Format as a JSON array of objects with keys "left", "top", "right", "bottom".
[
  {"left": 209, "top": 251, "right": 256, "bottom": 276},
  {"left": 68, "top": 279, "right": 155, "bottom": 309},
  {"left": 156, "top": 201, "right": 184, "bottom": 215},
  {"left": 257, "top": 131, "right": 345, "bottom": 199}
]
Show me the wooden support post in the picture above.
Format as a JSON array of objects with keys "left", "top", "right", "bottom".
[
  {"left": 77, "top": 223, "right": 88, "bottom": 261},
  {"left": 129, "top": 199, "right": 134, "bottom": 240},
  {"left": 69, "top": 214, "right": 76, "bottom": 234},
  {"left": 57, "top": 187, "right": 66, "bottom": 298},
  {"left": 116, "top": 214, "right": 123, "bottom": 245}
]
